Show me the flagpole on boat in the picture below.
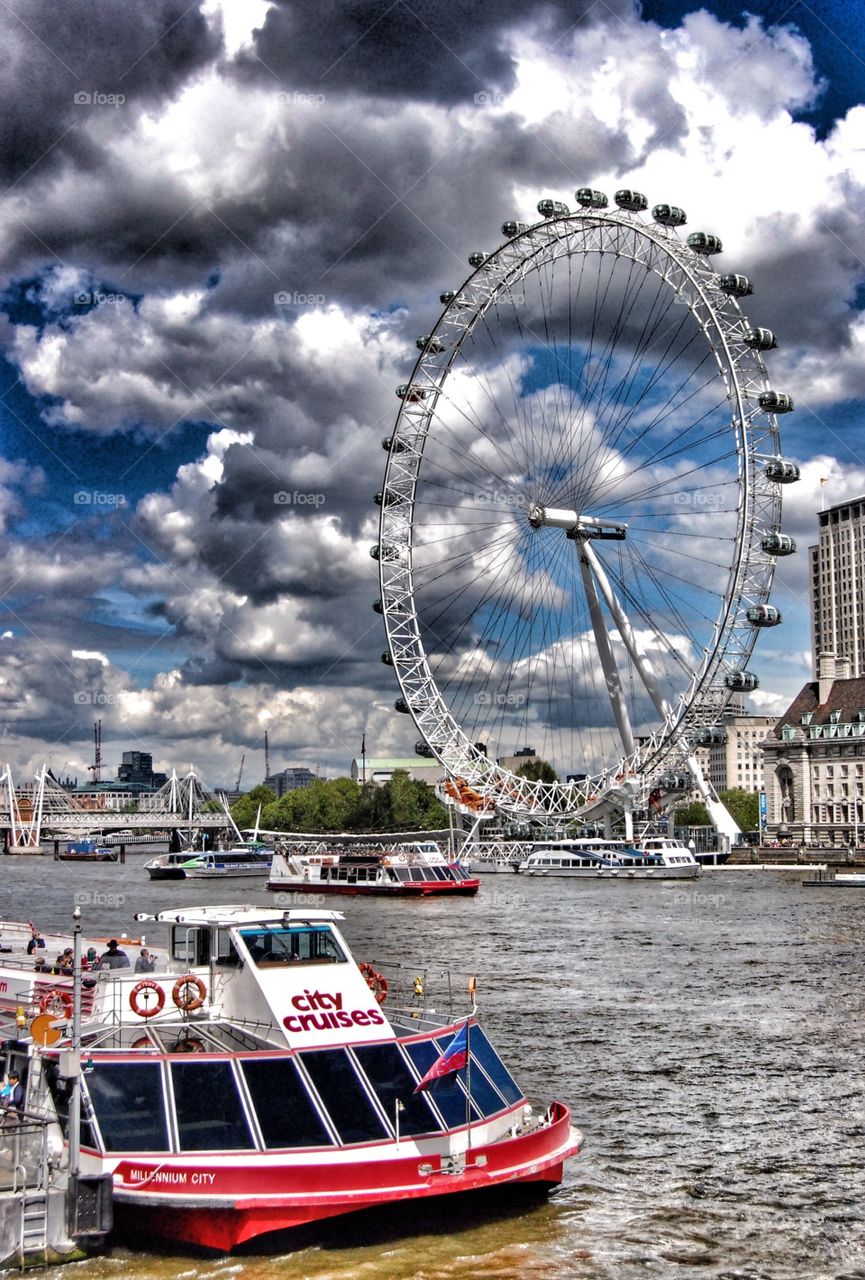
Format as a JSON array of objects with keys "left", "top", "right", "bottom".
[{"left": 466, "top": 976, "right": 477, "bottom": 1150}]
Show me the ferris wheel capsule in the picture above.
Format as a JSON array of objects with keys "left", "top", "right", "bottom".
[
  {"left": 761, "top": 532, "right": 796, "bottom": 556},
  {"left": 614, "top": 189, "right": 648, "bottom": 212},
  {"left": 537, "top": 199, "right": 570, "bottom": 218},
  {"left": 576, "top": 188, "right": 608, "bottom": 209},
  {"left": 758, "top": 391, "right": 794, "bottom": 413},
  {"left": 718, "top": 273, "right": 752, "bottom": 297},
  {"left": 725, "top": 670, "right": 760, "bottom": 691},
  {"left": 743, "top": 327, "right": 777, "bottom": 351},
  {"left": 696, "top": 726, "right": 727, "bottom": 746},
  {"left": 746, "top": 605, "right": 782, "bottom": 627},
  {"left": 416, "top": 334, "right": 445, "bottom": 353},
  {"left": 764, "top": 458, "right": 800, "bottom": 483},
  {"left": 652, "top": 204, "right": 687, "bottom": 226},
  {"left": 687, "top": 232, "right": 723, "bottom": 255},
  {"left": 468, "top": 252, "right": 490, "bottom": 268},
  {"left": 502, "top": 221, "right": 530, "bottom": 237}
]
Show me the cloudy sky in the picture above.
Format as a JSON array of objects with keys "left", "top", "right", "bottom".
[{"left": 0, "top": 0, "right": 863, "bottom": 789}]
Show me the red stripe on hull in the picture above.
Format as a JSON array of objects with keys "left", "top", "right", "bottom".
[
  {"left": 111, "top": 1102, "right": 578, "bottom": 1252},
  {"left": 266, "top": 880, "right": 480, "bottom": 897}
]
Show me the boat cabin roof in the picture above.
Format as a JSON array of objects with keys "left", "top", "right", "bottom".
[{"left": 134, "top": 905, "right": 346, "bottom": 929}]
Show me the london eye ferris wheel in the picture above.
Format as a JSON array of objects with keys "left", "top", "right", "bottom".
[{"left": 373, "top": 188, "right": 799, "bottom": 821}]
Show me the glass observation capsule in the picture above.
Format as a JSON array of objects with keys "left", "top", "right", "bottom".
[
  {"left": 468, "top": 252, "right": 489, "bottom": 268},
  {"left": 614, "top": 189, "right": 648, "bottom": 211},
  {"left": 652, "top": 204, "right": 687, "bottom": 226},
  {"left": 416, "top": 334, "right": 445, "bottom": 353},
  {"left": 372, "top": 599, "right": 384, "bottom": 614},
  {"left": 373, "top": 490, "right": 404, "bottom": 507},
  {"left": 764, "top": 458, "right": 800, "bottom": 483},
  {"left": 537, "top": 199, "right": 570, "bottom": 218},
  {"left": 381, "top": 651, "right": 394, "bottom": 665},
  {"left": 725, "top": 670, "right": 760, "bottom": 691},
  {"left": 394, "top": 697, "right": 410, "bottom": 713},
  {"left": 415, "top": 741, "right": 435, "bottom": 757},
  {"left": 697, "top": 727, "right": 727, "bottom": 746},
  {"left": 718, "top": 273, "right": 752, "bottom": 297},
  {"left": 761, "top": 532, "right": 797, "bottom": 556},
  {"left": 396, "top": 384, "right": 432, "bottom": 402},
  {"left": 687, "top": 232, "right": 723, "bottom": 255},
  {"left": 502, "top": 221, "right": 530, "bottom": 237},
  {"left": 742, "top": 327, "right": 777, "bottom": 351},
  {"left": 381, "top": 435, "right": 408, "bottom": 452},
  {"left": 658, "top": 772, "right": 690, "bottom": 791},
  {"left": 758, "top": 391, "right": 794, "bottom": 413},
  {"left": 370, "top": 543, "right": 400, "bottom": 562},
  {"left": 746, "top": 605, "right": 782, "bottom": 627},
  {"left": 576, "top": 188, "right": 608, "bottom": 209}
]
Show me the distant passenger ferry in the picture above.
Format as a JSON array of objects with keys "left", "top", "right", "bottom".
[{"left": 518, "top": 838, "right": 700, "bottom": 879}]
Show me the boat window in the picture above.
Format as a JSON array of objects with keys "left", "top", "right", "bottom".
[
  {"left": 352, "top": 1043, "right": 445, "bottom": 1136},
  {"left": 468, "top": 1028, "right": 523, "bottom": 1105},
  {"left": 238, "top": 926, "right": 346, "bottom": 967},
  {"left": 43, "top": 1059, "right": 99, "bottom": 1151},
  {"left": 393, "top": 868, "right": 411, "bottom": 882},
  {"left": 403, "top": 1038, "right": 481, "bottom": 1127},
  {"left": 241, "top": 1059, "right": 334, "bottom": 1148},
  {"left": 171, "top": 1061, "right": 254, "bottom": 1151},
  {"left": 215, "top": 929, "right": 240, "bottom": 966},
  {"left": 170, "top": 926, "right": 210, "bottom": 966},
  {"left": 84, "top": 1062, "right": 170, "bottom": 1152},
  {"left": 301, "top": 1048, "right": 389, "bottom": 1145}
]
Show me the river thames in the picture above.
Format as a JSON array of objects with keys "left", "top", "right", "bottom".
[{"left": 2, "top": 854, "right": 863, "bottom": 1280}]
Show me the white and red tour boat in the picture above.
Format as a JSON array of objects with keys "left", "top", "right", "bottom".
[
  {"left": 0, "top": 905, "right": 579, "bottom": 1251},
  {"left": 268, "top": 841, "right": 480, "bottom": 897}
]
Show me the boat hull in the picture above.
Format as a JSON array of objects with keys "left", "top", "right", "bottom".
[
  {"left": 522, "top": 866, "right": 699, "bottom": 879},
  {"left": 108, "top": 1102, "right": 578, "bottom": 1252},
  {"left": 267, "top": 878, "right": 480, "bottom": 896}
]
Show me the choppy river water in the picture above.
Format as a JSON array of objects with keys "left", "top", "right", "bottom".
[{"left": 1, "top": 853, "right": 863, "bottom": 1280}]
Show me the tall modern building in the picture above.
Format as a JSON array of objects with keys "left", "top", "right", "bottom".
[{"left": 810, "top": 494, "right": 865, "bottom": 677}]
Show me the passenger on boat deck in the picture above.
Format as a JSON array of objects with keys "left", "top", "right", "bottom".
[
  {"left": 82, "top": 947, "right": 98, "bottom": 969},
  {"left": 53, "top": 948, "right": 74, "bottom": 976},
  {"left": 26, "top": 929, "right": 45, "bottom": 955},
  {"left": 134, "top": 948, "right": 155, "bottom": 973},
  {"left": 100, "top": 939, "right": 130, "bottom": 970},
  {"left": 4, "top": 1073, "right": 24, "bottom": 1116}
]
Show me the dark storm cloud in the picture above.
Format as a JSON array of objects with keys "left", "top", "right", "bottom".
[
  {"left": 0, "top": 0, "right": 221, "bottom": 183},
  {"left": 239, "top": 0, "right": 636, "bottom": 103}
]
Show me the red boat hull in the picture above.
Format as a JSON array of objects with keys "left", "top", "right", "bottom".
[
  {"left": 110, "top": 1102, "right": 578, "bottom": 1252},
  {"left": 266, "top": 879, "right": 480, "bottom": 897}
]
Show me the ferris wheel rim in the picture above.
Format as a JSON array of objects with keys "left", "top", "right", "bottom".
[{"left": 377, "top": 203, "right": 784, "bottom": 818}]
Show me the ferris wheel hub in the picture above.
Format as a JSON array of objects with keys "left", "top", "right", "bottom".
[{"left": 528, "top": 504, "right": 628, "bottom": 540}]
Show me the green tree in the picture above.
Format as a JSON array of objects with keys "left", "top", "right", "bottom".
[
  {"left": 719, "top": 788, "right": 759, "bottom": 831},
  {"left": 230, "top": 784, "right": 276, "bottom": 831},
  {"left": 674, "top": 800, "right": 710, "bottom": 827},
  {"left": 516, "top": 758, "right": 559, "bottom": 783}
]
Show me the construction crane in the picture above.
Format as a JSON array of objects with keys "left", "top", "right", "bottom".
[
  {"left": 235, "top": 753, "right": 245, "bottom": 792},
  {"left": 264, "top": 730, "right": 271, "bottom": 780},
  {"left": 87, "top": 719, "right": 102, "bottom": 783}
]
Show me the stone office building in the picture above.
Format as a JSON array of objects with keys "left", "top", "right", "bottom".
[{"left": 762, "top": 655, "right": 865, "bottom": 846}]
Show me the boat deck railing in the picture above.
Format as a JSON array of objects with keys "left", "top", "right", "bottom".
[{"left": 0, "top": 1114, "right": 52, "bottom": 1194}]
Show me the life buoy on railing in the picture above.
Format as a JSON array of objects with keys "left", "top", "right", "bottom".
[
  {"left": 172, "top": 1035, "right": 206, "bottom": 1053},
  {"left": 39, "top": 988, "right": 73, "bottom": 1020},
  {"left": 171, "top": 975, "right": 207, "bottom": 1012},
  {"left": 358, "top": 962, "right": 389, "bottom": 1005},
  {"left": 129, "top": 980, "right": 166, "bottom": 1019}
]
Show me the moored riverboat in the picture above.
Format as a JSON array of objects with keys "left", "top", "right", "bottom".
[
  {"left": 519, "top": 837, "right": 700, "bottom": 879},
  {"left": 268, "top": 843, "right": 480, "bottom": 897},
  {"left": 0, "top": 904, "right": 579, "bottom": 1252},
  {"left": 145, "top": 843, "right": 273, "bottom": 881},
  {"left": 59, "top": 839, "right": 118, "bottom": 862},
  {"left": 640, "top": 835, "right": 728, "bottom": 866}
]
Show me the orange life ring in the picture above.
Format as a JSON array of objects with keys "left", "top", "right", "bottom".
[
  {"left": 172, "top": 1035, "right": 206, "bottom": 1053},
  {"left": 129, "top": 980, "right": 166, "bottom": 1019},
  {"left": 39, "top": 988, "right": 73, "bottom": 1019},
  {"left": 358, "top": 962, "right": 389, "bottom": 1005},
  {"left": 172, "top": 975, "right": 207, "bottom": 1012},
  {"left": 131, "top": 1035, "right": 152, "bottom": 1050}
]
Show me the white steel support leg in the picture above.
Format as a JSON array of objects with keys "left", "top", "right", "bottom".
[
  {"left": 580, "top": 539, "right": 673, "bottom": 722},
  {"left": 578, "top": 548, "right": 636, "bottom": 759}
]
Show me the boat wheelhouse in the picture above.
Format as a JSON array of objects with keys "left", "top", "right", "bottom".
[
  {"left": 639, "top": 835, "right": 727, "bottom": 867},
  {"left": 0, "top": 905, "right": 579, "bottom": 1252},
  {"left": 518, "top": 838, "right": 700, "bottom": 879}
]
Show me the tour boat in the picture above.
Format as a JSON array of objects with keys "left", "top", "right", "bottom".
[
  {"left": 145, "top": 844, "right": 273, "bottom": 881},
  {"left": 802, "top": 870, "right": 865, "bottom": 888},
  {"left": 268, "top": 843, "right": 480, "bottom": 897},
  {"left": 518, "top": 837, "right": 701, "bottom": 879},
  {"left": 0, "top": 905, "right": 580, "bottom": 1252}
]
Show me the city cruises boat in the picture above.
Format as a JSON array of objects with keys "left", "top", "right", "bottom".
[
  {"left": 640, "top": 835, "right": 729, "bottom": 867},
  {"left": 268, "top": 843, "right": 480, "bottom": 897},
  {"left": 0, "top": 904, "right": 580, "bottom": 1251},
  {"left": 802, "top": 870, "right": 865, "bottom": 888},
  {"left": 518, "top": 838, "right": 701, "bottom": 879},
  {"left": 59, "top": 839, "right": 118, "bottom": 862},
  {"left": 144, "top": 844, "right": 273, "bottom": 881}
]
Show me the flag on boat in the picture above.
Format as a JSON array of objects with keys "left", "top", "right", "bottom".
[{"left": 414, "top": 1022, "right": 470, "bottom": 1092}]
